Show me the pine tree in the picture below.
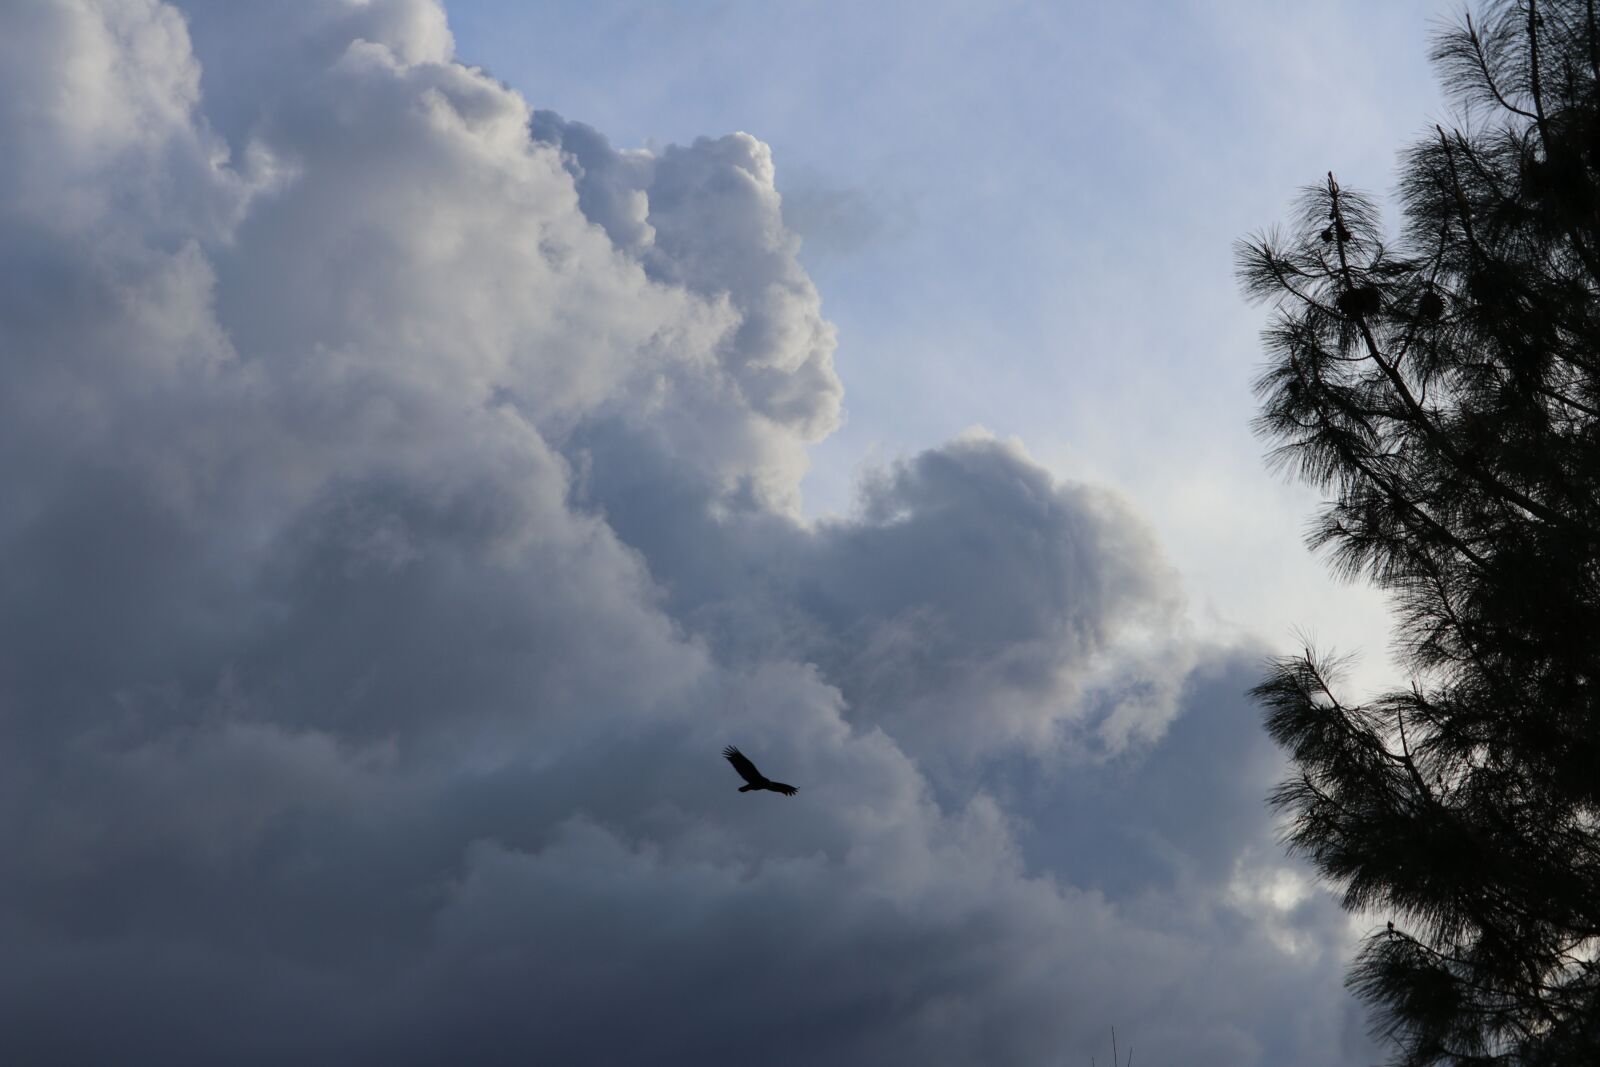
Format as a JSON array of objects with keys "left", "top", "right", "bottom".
[{"left": 1237, "top": 2, "right": 1600, "bottom": 1063}]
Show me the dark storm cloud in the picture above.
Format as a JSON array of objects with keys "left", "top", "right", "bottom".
[{"left": 0, "top": 3, "right": 1377, "bottom": 1065}]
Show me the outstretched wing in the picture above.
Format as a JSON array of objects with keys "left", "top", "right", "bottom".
[
  {"left": 723, "top": 745, "right": 763, "bottom": 786},
  {"left": 765, "top": 781, "right": 799, "bottom": 796}
]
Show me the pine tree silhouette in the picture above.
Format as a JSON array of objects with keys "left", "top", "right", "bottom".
[{"left": 1237, "top": 2, "right": 1600, "bottom": 1063}]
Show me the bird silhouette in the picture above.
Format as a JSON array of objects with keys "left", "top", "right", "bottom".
[{"left": 723, "top": 745, "right": 798, "bottom": 796}]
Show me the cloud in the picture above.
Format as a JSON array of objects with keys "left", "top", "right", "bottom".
[
  {"left": 776, "top": 164, "right": 916, "bottom": 260},
  {"left": 571, "top": 424, "right": 1194, "bottom": 761},
  {"left": 0, "top": 2, "right": 1377, "bottom": 1065}
]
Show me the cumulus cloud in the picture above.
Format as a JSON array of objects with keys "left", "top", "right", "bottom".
[{"left": 0, "top": 2, "right": 1376, "bottom": 1065}]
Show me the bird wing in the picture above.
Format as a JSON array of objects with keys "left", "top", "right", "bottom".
[
  {"left": 723, "top": 745, "right": 763, "bottom": 785},
  {"left": 765, "top": 781, "right": 798, "bottom": 796}
]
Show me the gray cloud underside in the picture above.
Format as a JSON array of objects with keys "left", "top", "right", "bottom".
[{"left": 0, "top": 2, "right": 1376, "bottom": 1064}]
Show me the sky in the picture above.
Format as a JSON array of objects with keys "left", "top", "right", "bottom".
[
  {"left": 447, "top": 0, "right": 1453, "bottom": 693},
  {"left": 0, "top": 1, "right": 1456, "bottom": 1064}
]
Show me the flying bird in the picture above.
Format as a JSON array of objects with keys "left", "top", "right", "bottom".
[{"left": 723, "top": 745, "right": 798, "bottom": 796}]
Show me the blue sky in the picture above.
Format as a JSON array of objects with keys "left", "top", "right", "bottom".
[{"left": 0, "top": 2, "right": 1468, "bottom": 1064}]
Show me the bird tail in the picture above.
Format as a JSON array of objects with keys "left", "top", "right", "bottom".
[{"left": 738, "top": 785, "right": 755, "bottom": 792}]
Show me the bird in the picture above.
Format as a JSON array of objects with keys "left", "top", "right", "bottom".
[{"left": 722, "top": 745, "right": 798, "bottom": 796}]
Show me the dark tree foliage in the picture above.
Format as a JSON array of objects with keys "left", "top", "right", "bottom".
[{"left": 1237, "top": 2, "right": 1600, "bottom": 1063}]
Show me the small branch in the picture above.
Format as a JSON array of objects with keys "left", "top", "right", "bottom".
[
  {"left": 1465, "top": 14, "right": 1539, "bottom": 119},
  {"left": 1588, "top": 0, "right": 1600, "bottom": 86},
  {"left": 1394, "top": 703, "right": 1437, "bottom": 805},
  {"left": 1528, "top": 0, "right": 1552, "bottom": 145}
]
